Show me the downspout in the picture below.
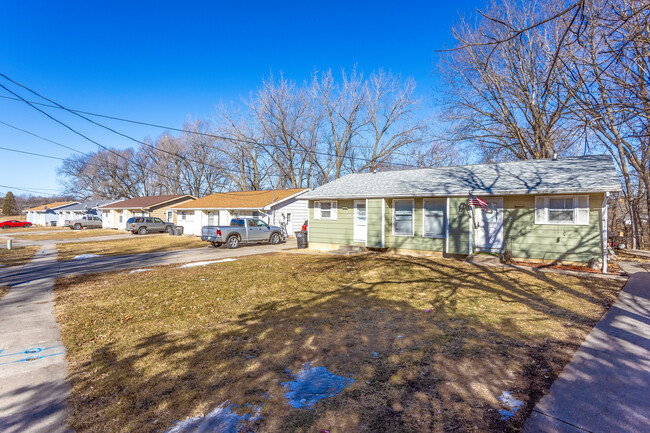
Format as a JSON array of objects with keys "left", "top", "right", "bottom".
[
  {"left": 381, "top": 199, "right": 385, "bottom": 248},
  {"left": 602, "top": 192, "right": 608, "bottom": 274},
  {"left": 468, "top": 205, "right": 473, "bottom": 256}
]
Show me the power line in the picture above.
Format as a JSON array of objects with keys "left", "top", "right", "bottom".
[
  {"left": 0, "top": 75, "right": 418, "bottom": 166},
  {"left": 0, "top": 120, "right": 84, "bottom": 154},
  {"left": 0, "top": 145, "right": 66, "bottom": 160},
  {"left": 0, "top": 184, "right": 61, "bottom": 195}
]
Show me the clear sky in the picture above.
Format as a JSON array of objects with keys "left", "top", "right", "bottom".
[{"left": 0, "top": 0, "right": 486, "bottom": 197}]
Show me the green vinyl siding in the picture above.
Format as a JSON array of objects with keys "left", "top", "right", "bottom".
[
  {"left": 308, "top": 199, "right": 364, "bottom": 246},
  {"left": 384, "top": 198, "right": 444, "bottom": 252},
  {"left": 502, "top": 193, "right": 603, "bottom": 263},
  {"left": 447, "top": 197, "right": 470, "bottom": 255},
  {"left": 367, "top": 199, "right": 383, "bottom": 247}
]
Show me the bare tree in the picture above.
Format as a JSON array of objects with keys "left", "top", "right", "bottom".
[{"left": 439, "top": 0, "right": 583, "bottom": 161}]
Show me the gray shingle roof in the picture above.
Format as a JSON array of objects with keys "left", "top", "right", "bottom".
[{"left": 301, "top": 155, "right": 621, "bottom": 199}]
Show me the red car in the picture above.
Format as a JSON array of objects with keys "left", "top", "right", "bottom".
[{"left": 1, "top": 220, "right": 32, "bottom": 229}]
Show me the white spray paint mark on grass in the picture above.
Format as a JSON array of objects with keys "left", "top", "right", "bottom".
[
  {"left": 179, "top": 258, "right": 237, "bottom": 268},
  {"left": 71, "top": 254, "right": 102, "bottom": 260},
  {"left": 282, "top": 363, "right": 354, "bottom": 409},
  {"left": 129, "top": 269, "right": 154, "bottom": 274},
  {"left": 497, "top": 391, "right": 524, "bottom": 420},
  {"left": 165, "top": 402, "right": 261, "bottom": 433}
]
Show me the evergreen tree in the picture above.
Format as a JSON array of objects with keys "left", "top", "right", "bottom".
[{"left": 2, "top": 191, "right": 17, "bottom": 216}]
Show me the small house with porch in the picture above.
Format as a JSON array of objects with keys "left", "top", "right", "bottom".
[
  {"left": 299, "top": 155, "right": 621, "bottom": 272},
  {"left": 25, "top": 201, "right": 78, "bottom": 226},
  {"left": 99, "top": 195, "right": 195, "bottom": 229}
]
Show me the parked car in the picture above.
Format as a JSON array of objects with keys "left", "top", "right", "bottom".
[
  {"left": 201, "top": 217, "right": 284, "bottom": 248},
  {"left": 66, "top": 215, "right": 102, "bottom": 230},
  {"left": 125, "top": 217, "right": 174, "bottom": 235},
  {"left": 0, "top": 220, "right": 32, "bottom": 229}
]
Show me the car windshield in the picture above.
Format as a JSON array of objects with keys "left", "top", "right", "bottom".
[{"left": 154, "top": 218, "right": 163, "bottom": 223}]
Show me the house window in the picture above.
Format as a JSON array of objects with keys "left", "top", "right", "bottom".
[
  {"left": 423, "top": 198, "right": 446, "bottom": 237},
  {"left": 393, "top": 199, "right": 414, "bottom": 236},
  {"left": 535, "top": 196, "right": 589, "bottom": 225},
  {"left": 181, "top": 211, "right": 187, "bottom": 221},
  {"left": 252, "top": 211, "right": 260, "bottom": 218},
  {"left": 315, "top": 201, "right": 337, "bottom": 220}
]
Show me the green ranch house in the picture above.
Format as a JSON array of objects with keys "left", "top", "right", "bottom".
[{"left": 299, "top": 155, "right": 621, "bottom": 272}]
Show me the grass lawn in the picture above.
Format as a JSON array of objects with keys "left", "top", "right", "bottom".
[
  {"left": 12, "top": 229, "right": 121, "bottom": 241},
  {"left": 0, "top": 246, "right": 40, "bottom": 267},
  {"left": 56, "top": 235, "right": 207, "bottom": 261},
  {"left": 54, "top": 253, "right": 624, "bottom": 433},
  {"left": 0, "top": 225, "right": 65, "bottom": 233}
]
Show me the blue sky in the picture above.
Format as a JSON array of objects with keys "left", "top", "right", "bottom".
[{"left": 0, "top": 0, "right": 486, "bottom": 197}]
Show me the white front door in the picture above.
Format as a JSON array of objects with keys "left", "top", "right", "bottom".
[
  {"left": 354, "top": 200, "right": 367, "bottom": 243},
  {"left": 475, "top": 197, "right": 503, "bottom": 252}
]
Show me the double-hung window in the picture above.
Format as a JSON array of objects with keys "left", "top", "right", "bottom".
[
  {"left": 423, "top": 198, "right": 446, "bottom": 237},
  {"left": 314, "top": 201, "right": 337, "bottom": 220},
  {"left": 535, "top": 196, "right": 589, "bottom": 225},
  {"left": 393, "top": 199, "right": 414, "bottom": 236}
]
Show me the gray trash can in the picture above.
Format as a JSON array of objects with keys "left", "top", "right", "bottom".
[
  {"left": 175, "top": 226, "right": 184, "bottom": 236},
  {"left": 295, "top": 231, "right": 308, "bottom": 249}
]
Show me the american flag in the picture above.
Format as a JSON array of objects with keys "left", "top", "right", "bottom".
[{"left": 469, "top": 194, "right": 488, "bottom": 210}]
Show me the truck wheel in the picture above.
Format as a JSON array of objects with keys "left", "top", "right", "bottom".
[
  {"left": 211, "top": 241, "right": 222, "bottom": 248},
  {"left": 227, "top": 236, "right": 240, "bottom": 249},
  {"left": 270, "top": 233, "right": 281, "bottom": 244},
  {"left": 138, "top": 227, "right": 148, "bottom": 235},
  {"left": 74, "top": 223, "right": 82, "bottom": 230}
]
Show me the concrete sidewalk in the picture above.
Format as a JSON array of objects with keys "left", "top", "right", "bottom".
[
  {"left": 523, "top": 264, "right": 650, "bottom": 432},
  {"left": 0, "top": 243, "right": 72, "bottom": 433}
]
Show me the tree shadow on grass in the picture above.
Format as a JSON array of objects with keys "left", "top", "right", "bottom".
[{"left": 55, "top": 254, "right": 623, "bottom": 433}]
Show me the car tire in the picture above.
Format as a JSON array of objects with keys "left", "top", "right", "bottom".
[
  {"left": 138, "top": 227, "right": 147, "bottom": 235},
  {"left": 211, "top": 241, "right": 222, "bottom": 248},
  {"left": 24, "top": 223, "right": 31, "bottom": 228},
  {"left": 270, "top": 233, "right": 281, "bottom": 244},
  {"left": 2, "top": 224, "right": 8, "bottom": 229},
  {"left": 227, "top": 236, "right": 240, "bottom": 249},
  {"left": 74, "top": 223, "right": 82, "bottom": 230}
]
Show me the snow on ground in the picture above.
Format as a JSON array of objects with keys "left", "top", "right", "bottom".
[
  {"left": 179, "top": 258, "right": 237, "bottom": 268},
  {"left": 497, "top": 391, "right": 524, "bottom": 420},
  {"left": 71, "top": 254, "right": 102, "bottom": 260},
  {"left": 129, "top": 269, "right": 154, "bottom": 274},
  {"left": 282, "top": 363, "right": 354, "bottom": 409},
  {"left": 165, "top": 402, "right": 261, "bottom": 433}
]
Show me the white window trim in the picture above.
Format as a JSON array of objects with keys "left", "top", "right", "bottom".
[
  {"left": 315, "top": 200, "right": 337, "bottom": 220},
  {"left": 535, "top": 195, "right": 589, "bottom": 225},
  {"left": 422, "top": 198, "right": 447, "bottom": 238},
  {"left": 392, "top": 199, "right": 415, "bottom": 237}
]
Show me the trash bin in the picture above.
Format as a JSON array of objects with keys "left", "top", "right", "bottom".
[
  {"left": 174, "top": 226, "right": 184, "bottom": 236},
  {"left": 295, "top": 231, "right": 308, "bottom": 249}
]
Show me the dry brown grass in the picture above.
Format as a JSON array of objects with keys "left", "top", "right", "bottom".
[
  {"left": 616, "top": 250, "right": 650, "bottom": 264},
  {"left": 13, "top": 229, "right": 120, "bottom": 241},
  {"left": 0, "top": 215, "right": 25, "bottom": 221},
  {"left": 0, "top": 286, "right": 9, "bottom": 299},
  {"left": 0, "top": 246, "right": 39, "bottom": 267},
  {"left": 54, "top": 253, "right": 623, "bottom": 433},
  {"left": 56, "top": 235, "right": 207, "bottom": 261},
  {"left": 0, "top": 225, "right": 64, "bottom": 233}
]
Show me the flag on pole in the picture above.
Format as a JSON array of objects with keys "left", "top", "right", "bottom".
[{"left": 469, "top": 194, "right": 488, "bottom": 210}]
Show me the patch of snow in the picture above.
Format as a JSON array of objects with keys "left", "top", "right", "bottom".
[
  {"left": 179, "top": 258, "right": 237, "bottom": 268},
  {"left": 71, "top": 254, "right": 101, "bottom": 260},
  {"left": 497, "top": 391, "right": 524, "bottom": 420},
  {"left": 282, "top": 363, "right": 354, "bottom": 409},
  {"left": 129, "top": 269, "right": 153, "bottom": 274},
  {"left": 165, "top": 402, "right": 261, "bottom": 433}
]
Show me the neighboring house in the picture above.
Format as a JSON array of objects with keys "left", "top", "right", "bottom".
[
  {"left": 170, "top": 188, "right": 309, "bottom": 236},
  {"left": 25, "top": 201, "right": 78, "bottom": 226},
  {"left": 299, "top": 155, "right": 621, "bottom": 271},
  {"left": 54, "top": 200, "right": 119, "bottom": 227},
  {"left": 99, "top": 195, "right": 196, "bottom": 229}
]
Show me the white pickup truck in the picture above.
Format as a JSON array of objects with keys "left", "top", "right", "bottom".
[
  {"left": 66, "top": 215, "right": 103, "bottom": 230},
  {"left": 201, "top": 217, "right": 284, "bottom": 248}
]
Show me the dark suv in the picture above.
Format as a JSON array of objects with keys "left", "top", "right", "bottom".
[{"left": 125, "top": 217, "right": 174, "bottom": 235}]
